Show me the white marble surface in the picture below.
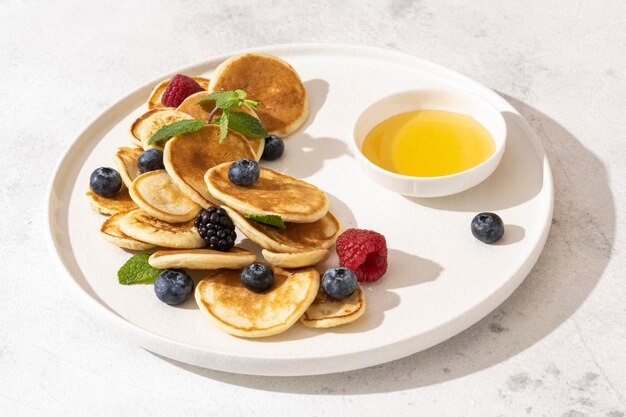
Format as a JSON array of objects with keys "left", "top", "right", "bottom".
[{"left": 1, "top": 1, "right": 625, "bottom": 415}]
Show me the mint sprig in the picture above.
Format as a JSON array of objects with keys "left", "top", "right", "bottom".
[
  {"left": 246, "top": 213, "right": 286, "bottom": 229},
  {"left": 216, "top": 112, "right": 230, "bottom": 143},
  {"left": 196, "top": 90, "right": 266, "bottom": 142},
  {"left": 227, "top": 112, "right": 266, "bottom": 138},
  {"left": 148, "top": 119, "right": 204, "bottom": 149},
  {"left": 118, "top": 253, "right": 162, "bottom": 285},
  {"left": 197, "top": 89, "right": 247, "bottom": 109}
]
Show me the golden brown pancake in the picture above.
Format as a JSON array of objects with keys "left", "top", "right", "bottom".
[
  {"left": 223, "top": 206, "right": 341, "bottom": 253},
  {"left": 147, "top": 76, "right": 210, "bottom": 110},
  {"left": 163, "top": 125, "right": 256, "bottom": 207},
  {"left": 148, "top": 247, "right": 255, "bottom": 270},
  {"left": 208, "top": 53, "right": 308, "bottom": 136},
  {"left": 301, "top": 285, "right": 366, "bottom": 329},
  {"left": 262, "top": 248, "right": 329, "bottom": 269},
  {"left": 113, "top": 147, "right": 143, "bottom": 188},
  {"left": 195, "top": 266, "right": 319, "bottom": 338},
  {"left": 206, "top": 163, "right": 329, "bottom": 223},
  {"left": 118, "top": 209, "right": 205, "bottom": 249},
  {"left": 86, "top": 187, "right": 138, "bottom": 215},
  {"left": 130, "top": 108, "right": 193, "bottom": 149},
  {"left": 129, "top": 170, "right": 201, "bottom": 223},
  {"left": 100, "top": 212, "right": 156, "bottom": 250},
  {"left": 176, "top": 91, "right": 265, "bottom": 160}
]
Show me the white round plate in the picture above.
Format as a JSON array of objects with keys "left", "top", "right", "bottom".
[{"left": 47, "top": 44, "right": 553, "bottom": 376}]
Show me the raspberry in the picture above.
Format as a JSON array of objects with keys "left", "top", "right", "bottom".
[
  {"left": 335, "top": 229, "right": 388, "bottom": 283},
  {"left": 161, "top": 74, "right": 204, "bottom": 107}
]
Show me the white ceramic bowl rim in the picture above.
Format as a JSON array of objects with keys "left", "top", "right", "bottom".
[{"left": 352, "top": 87, "right": 507, "bottom": 182}]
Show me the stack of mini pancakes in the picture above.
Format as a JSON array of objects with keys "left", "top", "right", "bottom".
[{"left": 87, "top": 53, "right": 365, "bottom": 338}]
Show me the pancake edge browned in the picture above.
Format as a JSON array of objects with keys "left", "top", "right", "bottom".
[
  {"left": 223, "top": 206, "right": 341, "bottom": 253},
  {"left": 148, "top": 247, "right": 255, "bottom": 270},
  {"left": 194, "top": 267, "right": 319, "bottom": 338},
  {"left": 206, "top": 163, "right": 329, "bottom": 223},
  {"left": 208, "top": 52, "right": 308, "bottom": 137},
  {"left": 300, "top": 285, "right": 366, "bottom": 329},
  {"left": 164, "top": 126, "right": 255, "bottom": 208}
]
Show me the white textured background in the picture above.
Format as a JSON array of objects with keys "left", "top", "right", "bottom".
[{"left": 2, "top": 1, "right": 625, "bottom": 416}]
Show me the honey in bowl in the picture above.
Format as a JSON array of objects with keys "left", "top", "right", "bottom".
[{"left": 361, "top": 110, "right": 495, "bottom": 177}]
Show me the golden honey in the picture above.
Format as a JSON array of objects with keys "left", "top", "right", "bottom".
[{"left": 362, "top": 110, "right": 495, "bottom": 177}]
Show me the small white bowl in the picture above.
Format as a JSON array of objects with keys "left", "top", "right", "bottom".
[{"left": 352, "top": 88, "right": 507, "bottom": 198}]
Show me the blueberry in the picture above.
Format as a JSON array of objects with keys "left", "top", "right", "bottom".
[
  {"left": 90, "top": 167, "right": 122, "bottom": 197},
  {"left": 471, "top": 212, "right": 505, "bottom": 244},
  {"left": 154, "top": 269, "right": 194, "bottom": 305},
  {"left": 322, "top": 267, "right": 357, "bottom": 300},
  {"left": 240, "top": 263, "right": 274, "bottom": 293},
  {"left": 137, "top": 149, "right": 164, "bottom": 173},
  {"left": 261, "top": 135, "right": 284, "bottom": 161},
  {"left": 228, "top": 158, "right": 260, "bottom": 186}
]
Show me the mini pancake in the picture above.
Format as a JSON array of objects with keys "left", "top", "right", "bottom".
[
  {"left": 206, "top": 163, "right": 329, "bottom": 223},
  {"left": 147, "top": 76, "right": 210, "bottom": 110},
  {"left": 129, "top": 170, "right": 201, "bottom": 223},
  {"left": 100, "top": 212, "right": 156, "bottom": 251},
  {"left": 118, "top": 209, "right": 205, "bottom": 249},
  {"left": 113, "top": 147, "right": 143, "bottom": 188},
  {"left": 86, "top": 187, "right": 138, "bottom": 215},
  {"left": 208, "top": 53, "right": 308, "bottom": 136},
  {"left": 177, "top": 91, "right": 265, "bottom": 160},
  {"left": 164, "top": 125, "right": 256, "bottom": 207},
  {"left": 300, "top": 285, "right": 366, "bottom": 329},
  {"left": 148, "top": 247, "right": 255, "bottom": 270},
  {"left": 130, "top": 109, "right": 193, "bottom": 149},
  {"left": 262, "top": 249, "right": 329, "bottom": 269},
  {"left": 195, "top": 266, "right": 319, "bottom": 338},
  {"left": 223, "top": 206, "right": 341, "bottom": 253}
]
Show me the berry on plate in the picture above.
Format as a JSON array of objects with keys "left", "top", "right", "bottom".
[
  {"left": 194, "top": 207, "right": 237, "bottom": 252},
  {"left": 228, "top": 158, "right": 260, "bottom": 186},
  {"left": 137, "top": 148, "right": 164, "bottom": 173},
  {"left": 154, "top": 269, "right": 194, "bottom": 305},
  {"left": 261, "top": 135, "right": 285, "bottom": 161},
  {"left": 161, "top": 74, "right": 204, "bottom": 107},
  {"left": 471, "top": 212, "right": 504, "bottom": 243},
  {"left": 90, "top": 167, "right": 122, "bottom": 197},
  {"left": 322, "top": 267, "right": 357, "bottom": 299},
  {"left": 240, "top": 263, "right": 274, "bottom": 293},
  {"left": 336, "top": 228, "right": 388, "bottom": 283}
]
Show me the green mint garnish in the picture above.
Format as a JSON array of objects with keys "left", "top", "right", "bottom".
[
  {"left": 227, "top": 111, "right": 267, "bottom": 138},
  {"left": 197, "top": 89, "right": 248, "bottom": 110},
  {"left": 148, "top": 119, "right": 204, "bottom": 149},
  {"left": 243, "top": 99, "right": 258, "bottom": 109},
  {"left": 246, "top": 213, "right": 286, "bottom": 229},
  {"left": 216, "top": 111, "right": 230, "bottom": 143},
  {"left": 196, "top": 89, "right": 264, "bottom": 142},
  {"left": 117, "top": 253, "right": 162, "bottom": 285}
]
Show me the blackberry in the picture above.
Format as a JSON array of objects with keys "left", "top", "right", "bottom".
[{"left": 194, "top": 207, "right": 236, "bottom": 252}]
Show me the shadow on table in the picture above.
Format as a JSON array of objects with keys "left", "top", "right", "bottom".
[{"left": 157, "top": 95, "right": 615, "bottom": 394}]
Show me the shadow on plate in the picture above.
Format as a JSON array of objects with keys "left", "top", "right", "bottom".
[
  {"left": 300, "top": 79, "right": 329, "bottom": 131},
  {"left": 496, "top": 224, "right": 525, "bottom": 246},
  {"left": 264, "top": 133, "right": 351, "bottom": 179},
  {"left": 408, "top": 111, "right": 545, "bottom": 212},
  {"left": 155, "top": 95, "right": 615, "bottom": 395}
]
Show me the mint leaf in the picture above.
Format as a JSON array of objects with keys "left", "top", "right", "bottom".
[
  {"left": 246, "top": 213, "right": 285, "bottom": 229},
  {"left": 148, "top": 119, "right": 204, "bottom": 149},
  {"left": 197, "top": 90, "right": 247, "bottom": 110},
  {"left": 243, "top": 99, "right": 259, "bottom": 109},
  {"left": 118, "top": 253, "right": 161, "bottom": 285},
  {"left": 228, "top": 112, "right": 267, "bottom": 138},
  {"left": 217, "top": 110, "right": 230, "bottom": 143}
]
